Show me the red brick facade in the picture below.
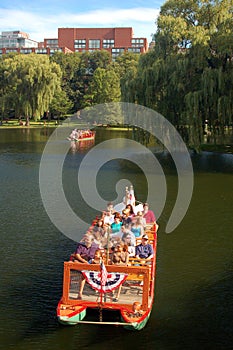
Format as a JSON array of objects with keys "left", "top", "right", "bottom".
[{"left": 58, "top": 27, "right": 147, "bottom": 54}]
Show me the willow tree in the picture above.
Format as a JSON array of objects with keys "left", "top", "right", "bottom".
[
  {"left": 0, "top": 56, "right": 15, "bottom": 120},
  {"left": 123, "top": 0, "right": 233, "bottom": 150},
  {"left": 3, "top": 54, "right": 62, "bottom": 123},
  {"left": 113, "top": 53, "right": 139, "bottom": 103},
  {"left": 157, "top": 0, "right": 233, "bottom": 145}
]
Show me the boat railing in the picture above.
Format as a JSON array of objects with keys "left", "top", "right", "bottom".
[{"left": 61, "top": 261, "right": 152, "bottom": 311}]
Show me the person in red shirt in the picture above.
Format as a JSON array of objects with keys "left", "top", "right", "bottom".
[{"left": 142, "top": 203, "right": 156, "bottom": 224}]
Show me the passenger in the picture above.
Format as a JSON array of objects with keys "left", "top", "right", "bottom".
[
  {"left": 122, "top": 235, "right": 135, "bottom": 257},
  {"left": 94, "top": 223, "right": 110, "bottom": 249},
  {"left": 111, "top": 243, "right": 129, "bottom": 302},
  {"left": 121, "top": 209, "right": 132, "bottom": 227},
  {"left": 136, "top": 211, "right": 147, "bottom": 228},
  {"left": 73, "top": 235, "right": 99, "bottom": 263},
  {"left": 101, "top": 248, "right": 111, "bottom": 265},
  {"left": 124, "top": 204, "right": 135, "bottom": 217},
  {"left": 89, "top": 249, "right": 102, "bottom": 264},
  {"left": 135, "top": 234, "right": 154, "bottom": 261},
  {"left": 72, "top": 235, "right": 99, "bottom": 300},
  {"left": 93, "top": 218, "right": 104, "bottom": 235},
  {"left": 142, "top": 203, "right": 156, "bottom": 224},
  {"left": 130, "top": 216, "right": 144, "bottom": 238},
  {"left": 110, "top": 212, "right": 123, "bottom": 233},
  {"left": 110, "top": 243, "right": 129, "bottom": 265},
  {"left": 106, "top": 202, "right": 116, "bottom": 215},
  {"left": 102, "top": 209, "right": 115, "bottom": 225},
  {"left": 129, "top": 302, "right": 143, "bottom": 317},
  {"left": 121, "top": 226, "right": 136, "bottom": 256}
]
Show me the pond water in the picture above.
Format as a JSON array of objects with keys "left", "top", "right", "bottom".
[{"left": 0, "top": 127, "right": 232, "bottom": 350}]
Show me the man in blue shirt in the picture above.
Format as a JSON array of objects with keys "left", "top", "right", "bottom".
[{"left": 135, "top": 234, "right": 154, "bottom": 260}]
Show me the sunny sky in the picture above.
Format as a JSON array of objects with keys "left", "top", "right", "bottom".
[{"left": 0, "top": 0, "right": 166, "bottom": 43}]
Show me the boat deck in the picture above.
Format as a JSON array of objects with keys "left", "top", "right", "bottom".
[
  {"left": 68, "top": 267, "right": 153, "bottom": 308},
  {"left": 69, "top": 271, "right": 152, "bottom": 306}
]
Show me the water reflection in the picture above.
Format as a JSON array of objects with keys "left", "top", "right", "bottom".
[
  {"left": 69, "top": 139, "right": 95, "bottom": 154},
  {"left": 0, "top": 128, "right": 232, "bottom": 350}
]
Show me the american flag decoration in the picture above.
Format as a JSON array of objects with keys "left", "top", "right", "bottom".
[
  {"left": 82, "top": 264, "right": 128, "bottom": 293},
  {"left": 100, "top": 261, "right": 108, "bottom": 288}
]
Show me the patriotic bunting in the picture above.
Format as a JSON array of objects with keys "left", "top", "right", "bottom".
[{"left": 82, "top": 264, "right": 128, "bottom": 293}]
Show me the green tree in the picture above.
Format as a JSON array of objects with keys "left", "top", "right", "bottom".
[
  {"left": 51, "top": 52, "right": 81, "bottom": 113},
  {"left": 123, "top": 0, "right": 233, "bottom": 151},
  {"left": 87, "top": 67, "right": 121, "bottom": 105},
  {"left": 71, "top": 50, "right": 112, "bottom": 110},
  {"left": 49, "top": 89, "right": 73, "bottom": 122},
  {"left": 3, "top": 54, "right": 62, "bottom": 123}
]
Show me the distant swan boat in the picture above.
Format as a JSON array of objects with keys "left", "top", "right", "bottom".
[{"left": 67, "top": 129, "right": 96, "bottom": 142}]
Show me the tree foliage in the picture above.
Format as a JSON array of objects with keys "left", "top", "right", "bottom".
[
  {"left": 1, "top": 2, "right": 232, "bottom": 151},
  {"left": 120, "top": 0, "right": 233, "bottom": 150},
  {"left": 1, "top": 54, "right": 62, "bottom": 122}
]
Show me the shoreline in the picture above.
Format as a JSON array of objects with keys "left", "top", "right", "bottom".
[{"left": 0, "top": 123, "right": 232, "bottom": 154}]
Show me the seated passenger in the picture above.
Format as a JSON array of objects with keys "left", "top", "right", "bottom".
[
  {"left": 110, "top": 213, "right": 123, "bottom": 233},
  {"left": 121, "top": 225, "right": 136, "bottom": 256},
  {"left": 136, "top": 211, "right": 147, "bottom": 228},
  {"left": 94, "top": 223, "right": 110, "bottom": 249},
  {"left": 121, "top": 225, "right": 136, "bottom": 245},
  {"left": 130, "top": 216, "right": 144, "bottom": 238},
  {"left": 106, "top": 202, "right": 116, "bottom": 214},
  {"left": 121, "top": 209, "right": 132, "bottom": 227},
  {"left": 131, "top": 301, "right": 143, "bottom": 317},
  {"left": 73, "top": 234, "right": 99, "bottom": 263},
  {"left": 89, "top": 249, "right": 102, "bottom": 264},
  {"left": 124, "top": 203, "right": 135, "bottom": 217},
  {"left": 93, "top": 218, "right": 104, "bottom": 235},
  {"left": 135, "top": 234, "right": 154, "bottom": 261},
  {"left": 72, "top": 235, "right": 99, "bottom": 300},
  {"left": 110, "top": 243, "right": 129, "bottom": 265},
  {"left": 111, "top": 243, "right": 129, "bottom": 302},
  {"left": 142, "top": 203, "right": 156, "bottom": 224},
  {"left": 102, "top": 209, "right": 115, "bottom": 225}
]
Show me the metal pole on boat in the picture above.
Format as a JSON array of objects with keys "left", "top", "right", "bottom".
[
  {"left": 104, "top": 226, "right": 111, "bottom": 303},
  {"left": 100, "top": 259, "right": 103, "bottom": 304},
  {"left": 106, "top": 225, "right": 110, "bottom": 264}
]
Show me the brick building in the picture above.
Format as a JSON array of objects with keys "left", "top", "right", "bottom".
[
  {"left": 58, "top": 27, "right": 148, "bottom": 58},
  {"left": 0, "top": 27, "right": 148, "bottom": 57}
]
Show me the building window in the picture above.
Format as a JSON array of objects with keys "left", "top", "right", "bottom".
[
  {"left": 46, "top": 39, "right": 58, "bottom": 48},
  {"left": 103, "top": 39, "right": 114, "bottom": 48},
  {"left": 6, "top": 49, "right": 18, "bottom": 53},
  {"left": 112, "top": 48, "right": 125, "bottom": 53},
  {"left": 128, "top": 48, "right": 141, "bottom": 53},
  {"left": 35, "top": 48, "right": 47, "bottom": 54},
  {"left": 21, "top": 49, "right": 33, "bottom": 54},
  {"left": 50, "top": 48, "right": 62, "bottom": 55},
  {"left": 111, "top": 48, "right": 125, "bottom": 59},
  {"left": 131, "top": 39, "right": 145, "bottom": 47},
  {"left": 89, "top": 39, "right": 100, "bottom": 49},
  {"left": 74, "top": 39, "right": 86, "bottom": 49}
]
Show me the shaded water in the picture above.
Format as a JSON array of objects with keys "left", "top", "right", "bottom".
[{"left": 0, "top": 128, "right": 232, "bottom": 350}]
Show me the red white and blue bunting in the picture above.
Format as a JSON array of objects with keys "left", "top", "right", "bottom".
[{"left": 82, "top": 270, "right": 128, "bottom": 293}]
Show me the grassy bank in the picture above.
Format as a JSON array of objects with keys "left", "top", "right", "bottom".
[{"left": 0, "top": 120, "right": 59, "bottom": 128}]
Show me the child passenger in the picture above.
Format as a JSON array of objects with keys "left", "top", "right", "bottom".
[{"left": 89, "top": 249, "right": 102, "bottom": 264}]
